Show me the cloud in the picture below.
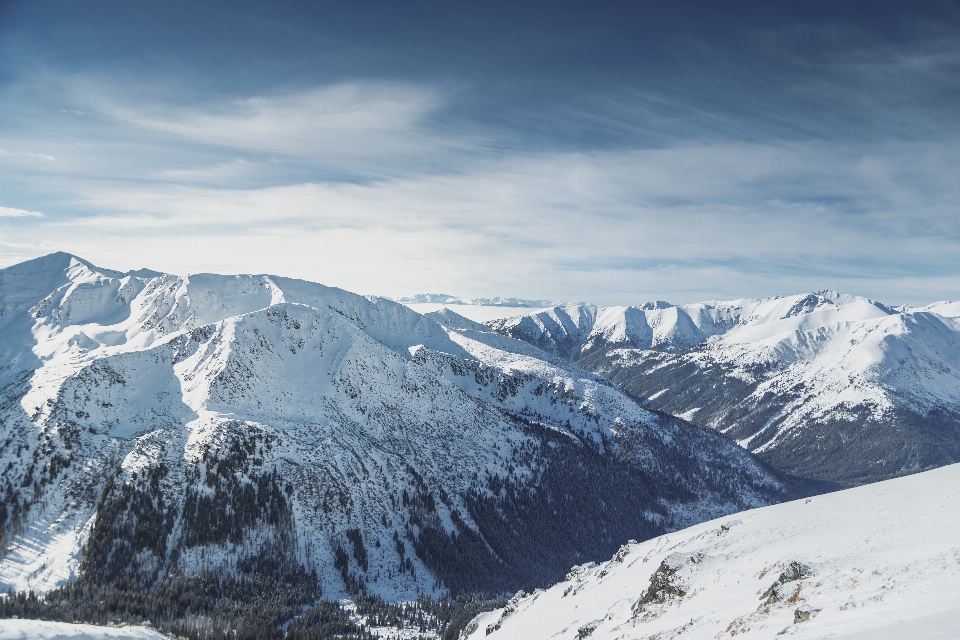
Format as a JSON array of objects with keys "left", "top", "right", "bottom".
[
  {"left": 88, "top": 82, "right": 478, "bottom": 179},
  {"left": 156, "top": 158, "right": 253, "bottom": 183},
  {"left": 11, "top": 136, "right": 952, "bottom": 305},
  {"left": 0, "top": 148, "right": 57, "bottom": 163},
  {"left": 2, "top": 10, "right": 959, "bottom": 307},
  {"left": 4, "top": 64, "right": 959, "bottom": 305},
  {"left": 0, "top": 206, "right": 44, "bottom": 218}
]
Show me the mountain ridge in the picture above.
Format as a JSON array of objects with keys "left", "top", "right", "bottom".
[
  {"left": 487, "top": 292, "right": 960, "bottom": 484},
  {"left": 0, "top": 253, "right": 812, "bottom": 605}
]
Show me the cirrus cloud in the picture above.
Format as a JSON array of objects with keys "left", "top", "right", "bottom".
[{"left": 0, "top": 206, "right": 44, "bottom": 218}]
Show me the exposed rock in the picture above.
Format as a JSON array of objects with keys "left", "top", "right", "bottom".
[
  {"left": 485, "top": 591, "right": 526, "bottom": 634},
  {"left": 635, "top": 553, "right": 705, "bottom": 612},
  {"left": 611, "top": 540, "right": 637, "bottom": 563},
  {"left": 760, "top": 561, "right": 813, "bottom": 605},
  {"left": 794, "top": 604, "right": 820, "bottom": 623}
]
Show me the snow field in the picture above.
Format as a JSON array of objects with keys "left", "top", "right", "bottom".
[
  {"left": 466, "top": 462, "right": 960, "bottom": 640},
  {"left": 0, "top": 620, "right": 167, "bottom": 640}
]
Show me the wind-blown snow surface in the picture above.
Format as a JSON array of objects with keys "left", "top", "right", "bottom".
[
  {"left": 493, "top": 293, "right": 960, "bottom": 484},
  {"left": 466, "top": 462, "right": 960, "bottom": 640},
  {"left": 0, "top": 254, "right": 800, "bottom": 599},
  {"left": 0, "top": 620, "right": 166, "bottom": 640}
]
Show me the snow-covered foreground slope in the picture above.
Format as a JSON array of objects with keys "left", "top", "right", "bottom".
[
  {"left": 494, "top": 292, "right": 960, "bottom": 484},
  {"left": 466, "top": 462, "right": 960, "bottom": 640},
  {"left": 0, "top": 620, "right": 166, "bottom": 640},
  {"left": 0, "top": 254, "right": 805, "bottom": 601}
]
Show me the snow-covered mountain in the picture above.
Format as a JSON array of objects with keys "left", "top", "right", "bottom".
[
  {"left": 485, "top": 299, "right": 714, "bottom": 361},
  {"left": 465, "top": 461, "right": 960, "bottom": 640},
  {"left": 490, "top": 292, "right": 960, "bottom": 485},
  {"left": 0, "top": 254, "right": 807, "bottom": 602}
]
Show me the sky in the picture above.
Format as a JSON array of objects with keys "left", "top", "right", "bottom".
[{"left": 1, "top": 0, "right": 959, "bottom": 306}]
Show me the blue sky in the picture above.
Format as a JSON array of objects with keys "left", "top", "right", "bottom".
[{"left": 1, "top": 1, "right": 959, "bottom": 305}]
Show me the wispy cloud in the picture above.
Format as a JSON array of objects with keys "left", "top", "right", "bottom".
[
  {"left": 3, "top": 70, "right": 960, "bottom": 305},
  {"left": 7, "top": 136, "right": 951, "bottom": 305},
  {"left": 0, "top": 206, "right": 44, "bottom": 218},
  {"left": 2, "top": 3, "right": 960, "bottom": 305},
  {"left": 0, "top": 148, "right": 57, "bottom": 163},
  {"left": 84, "top": 82, "right": 479, "bottom": 179},
  {"left": 156, "top": 158, "right": 254, "bottom": 183}
]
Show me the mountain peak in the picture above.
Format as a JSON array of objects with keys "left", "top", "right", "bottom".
[
  {"left": 641, "top": 300, "right": 674, "bottom": 310},
  {"left": 1, "top": 252, "right": 127, "bottom": 283}
]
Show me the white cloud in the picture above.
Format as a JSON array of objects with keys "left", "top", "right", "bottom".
[
  {"left": 4, "top": 76, "right": 960, "bottom": 306},
  {"left": 0, "top": 148, "right": 57, "bottom": 163},
  {"left": 8, "top": 138, "right": 950, "bottom": 305},
  {"left": 0, "top": 206, "right": 44, "bottom": 218},
  {"left": 90, "top": 83, "right": 477, "bottom": 177},
  {"left": 156, "top": 158, "right": 253, "bottom": 182}
]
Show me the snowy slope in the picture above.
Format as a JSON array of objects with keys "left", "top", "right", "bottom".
[
  {"left": 494, "top": 292, "right": 960, "bottom": 484},
  {"left": 465, "top": 462, "right": 960, "bottom": 640},
  {"left": 487, "top": 299, "right": 736, "bottom": 360},
  {"left": 485, "top": 305, "right": 598, "bottom": 361},
  {"left": 0, "top": 254, "right": 803, "bottom": 600},
  {"left": 489, "top": 294, "right": 905, "bottom": 360},
  {"left": 0, "top": 620, "right": 166, "bottom": 640}
]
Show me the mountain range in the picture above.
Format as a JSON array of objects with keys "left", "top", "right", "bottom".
[
  {"left": 487, "top": 293, "right": 960, "bottom": 485},
  {"left": 0, "top": 253, "right": 809, "bottom": 609},
  {"left": 390, "top": 294, "right": 559, "bottom": 308}
]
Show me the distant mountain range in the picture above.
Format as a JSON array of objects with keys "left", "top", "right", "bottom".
[
  {"left": 0, "top": 254, "right": 808, "bottom": 607},
  {"left": 488, "top": 292, "right": 960, "bottom": 485},
  {"left": 391, "top": 293, "right": 561, "bottom": 308}
]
